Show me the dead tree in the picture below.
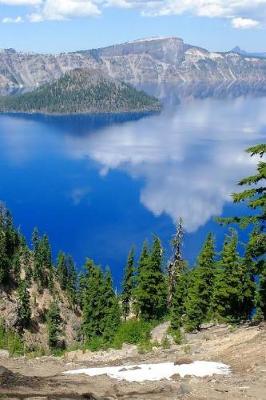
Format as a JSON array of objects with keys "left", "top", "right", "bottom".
[{"left": 167, "top": 218, "right": 185, "bottom": 307}]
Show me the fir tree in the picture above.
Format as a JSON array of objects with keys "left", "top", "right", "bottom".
[
  {"left": 65, "top": 255, "right": 77, "bottom": 305},
  {"left": 102, "top": 268, "right": 121, "bottom": 342},
  {"left": 0, "top": 230, "right": 9, "bottom": 284},
  {"left": 170, "top": 263, "right": 188, "bottom": 340},
  {"left": 169, "top": 220, "right": 188, "bottom": 339},
  {"left": 121, "top": 248, "right": 135, "bottom": 320},
  {"left": 133, "top": 241, "right": 149, "bottom": 317},
  {"left": 32, "top": 230, "right": 53, "bottom": 289},
  {"left": 135, "top": 236, "right": 167, "bottom": 321},
  {"left": 32, "top": 227, "right": 39, "bottom": 253},
  {"left": 17, "top": 280, "right": 31, "bottom": 329},
  {"left": 0, "top": 204, "right": 19, "bottom": 284},
  {"left": 47, "top": 301, "right": 62, "bottom": 349},
  {"left": 82, "top": 259, "right": 106, "bottom": 339},
  {"left": 218, "top": 144, "right": 265, "bottom": 319},
  {"left": 184, "top": 233, "right": 216, "bottom": 331},
  {"left": 211, "top": 230, "right": 245, "bottom": 322},
  {"left": 57, "top": 251, "right": 68, "bottom": 290}
]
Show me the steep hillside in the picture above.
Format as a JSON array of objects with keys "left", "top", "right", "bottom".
[
  {"left": 0, "top": 68, "right": 161, "bottom": 114},
  {"left": 0, "top": 204, "right": 81, "bottom": 353},
  {"left": 0, "top": 37, "right": 266, "bottom": 98}
]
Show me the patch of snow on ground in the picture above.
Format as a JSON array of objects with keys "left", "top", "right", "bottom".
[{"left": 64, "top": 361, "right": 230, "bottom": 382}]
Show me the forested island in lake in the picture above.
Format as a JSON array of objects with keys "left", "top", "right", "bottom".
[{"left": 0, "top": 69, "right": 161, "bottom": 115}]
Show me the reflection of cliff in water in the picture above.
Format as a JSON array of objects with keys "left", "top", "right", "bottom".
[{"left": 137, "top": 81, "right": 266, "bottom": 106}]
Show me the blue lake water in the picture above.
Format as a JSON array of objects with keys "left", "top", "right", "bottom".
[{"left": 0, "top": 97, "right": 265, "bottom": 286}]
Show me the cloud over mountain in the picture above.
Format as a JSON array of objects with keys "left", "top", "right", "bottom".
[{"left": 1, "top": 0, "right": 265, "bottom": 29}]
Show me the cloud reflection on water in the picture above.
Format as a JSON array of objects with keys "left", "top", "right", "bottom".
[{"left": 65, "top": 98, "right": 265, "bottom": 232}]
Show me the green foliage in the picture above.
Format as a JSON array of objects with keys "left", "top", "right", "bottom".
[
  {"left": 217, "top": 144, "right": 265, "bottom": 320},
  {"left": 171, "top": 327, "right": 183, "bottom": 345},
  {"left": 211, "top": 230, "right": 254, "bottom": 322},
  {"left": 17, "top": 279, "right": 31, "bottom": 330},
  {"left": 121, "top": 247, "right": 135, "bottom": 319},
  {"left": 0, "top": 320, "right": 24, "bottom": 356},
  {"left": 0, "top": 203, "right": 20, "bottom": 284},
  {"left": 57, "top": 251, "right": 68, "bottom": 290},
  {"left": 134, "top": 236, "right": 167, "bottom": 321},
  {"left": 47, "top": 301, "right": 62, "bottom": 349},
  {"left": 82, "top": 260, "right": 121, "bottom": 344},
  {"left": 112, "top": 319, "right": 153, "bottom": 349},
  {"left": 57, "top": 252, "right": 77, "bottom": 304},
  {"left": 32, "top": 229, "right": 53, "bottom": 289},
  {"left": 170, "top": 267, "right": 189, "bottom": 333},
  {"left": 85, "top": 336, "right": 108, "bottom": 352},
  {"left": 0, "top": 69, "right": 161, "bottom": 115},
  {"left": 184, "top": 233, "right": 216, "bottom": 331},
  {"left": 102, "top": 268, "right": 121, "bottom": 343}
]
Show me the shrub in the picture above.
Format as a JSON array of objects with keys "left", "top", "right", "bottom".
[
  {"left": 85, "top": 336, "right": 109, "bottom": 352},
  {"left": 0, "top": 320, "right": 24, "bottom": 356},
  {"left": 112, "top": 319, "right": 153, "bottom": 349}
]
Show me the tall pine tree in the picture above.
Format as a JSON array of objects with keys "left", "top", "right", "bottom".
[
  {"left": 184, "top": 233, "right": 216, "bottom": 331},
  {"left": 17, "top": 279, "right": 31, "bottom": 329},
  {"left": 169, "top": 220, "right": 188, "bottom": 340},
  {"left": 121, "top": 248, "right": 135, "bottom": 320},
  {"left": 57, "top": 251, "right": 68, "bottom": 290},
  {"left": 218, "top": 144, "right": 265, "bottom": 319},
  {"left": 135, "top": 236, "right": 167, "bottom": 321},
  {"left": 211, "top": 230, "right": 244, "bottom": 322},
  {"left": 82, "top": 259, "right": 106, "bottom": 340},
  {"left": 102, "top": 268, "right": 121, "bottom": 342},
  {"left": 47, "top": 301, "right": 62, "bottom": 349}
]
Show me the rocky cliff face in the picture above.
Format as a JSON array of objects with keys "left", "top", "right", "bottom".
[{"left": 1, "top": 37, "right": 266, "bottom": 98}]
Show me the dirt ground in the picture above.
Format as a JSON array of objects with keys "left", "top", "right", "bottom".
[{"left": 0, "top": 323, "right": 266, "bottom": 400}]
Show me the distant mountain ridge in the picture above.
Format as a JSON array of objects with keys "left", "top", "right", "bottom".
[
  {"left": 231, "top": 46, "right": 266, "bottom": 59},
  {"left": 0, "top": 37, "right": 266, "bottom": 99}
]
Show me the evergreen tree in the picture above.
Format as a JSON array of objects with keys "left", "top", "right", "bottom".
[
  {"left": 0, "top": 230, "right": 9, "bottom": 284},
  {"left": 102, "top": 268, "right": 121, "bottom": 342},
  {"left": 32, "top": 227, "right": 40, "bottom": 253},
  {"left": 169, "top": 220, "right": 188, "bottom": 339},
  {"left": 211, "top": 230, "right": 245, "bottom": 322},
  {"left": 17, "top": 280, "right": 31, "bottom": 329},
  {"left": 57, "top": 251, "right": 68, "bottom": 290},
  {"left": 218, "top": 144, "right": 265, "bottom": 319},
  {"left": 82, "top": 259, "right": 106, "bottom": 339},
  {"left": 133, "top": 241, "right": 149, "bottom": 317},
  {"left": 32, "top": 230, "right": 53, "bottom": 289},
  {"left": 239, "top": 243, "right": 256, "bottom": 320},
  {"left": 0, "top": 204, "right": 19, "bottom": 284},
  {"left": 170, "top": 263, "right": 188, "bottom": 340},
  {"left": 184, "top": 233, "right": 216, "bottom": 331},
  {"left": 47, "top": 301, "right": 62, "bottom": 349},
  {"left": 21, "top": 246, "right": 32, "bottom": 282},
  {"left": 66, "top": 255, "right": 77, "bottom": 305},
  {"left": 121, "top": 248, "right": 135, "bottom": 320},
  {"left": 135, "top": 236, "right": 167, "bottom": 321},
  {"left": 168, "top": 219, "right": 184, "bottom": 306},
  {"left": 1, "top": 205, "right": 20, "bottom": 262}
]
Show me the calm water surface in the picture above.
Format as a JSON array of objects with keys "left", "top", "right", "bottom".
[{"left": 0, "top": 98, "right": 265, "bottom": 285}]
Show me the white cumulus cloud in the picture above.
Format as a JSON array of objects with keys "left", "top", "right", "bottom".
[
  {"left": 28, "top": 0, "right": 101, "bottom": 22},
  {"left": 232, "top": 17, "right": 260, "bottom": 29},
  {"left": 1, "top": 0, "right": 266, "bottom": 27},
  {"left": 0, "top": 0, "right": 41, "bottom": 4},
  {"left": 2, "top": 15, "right": 23, "bottom": 23}
]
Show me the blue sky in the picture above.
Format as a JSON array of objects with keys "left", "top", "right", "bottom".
[{"left": 0, "top": 1, "right": 266, "bottom": 53}]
